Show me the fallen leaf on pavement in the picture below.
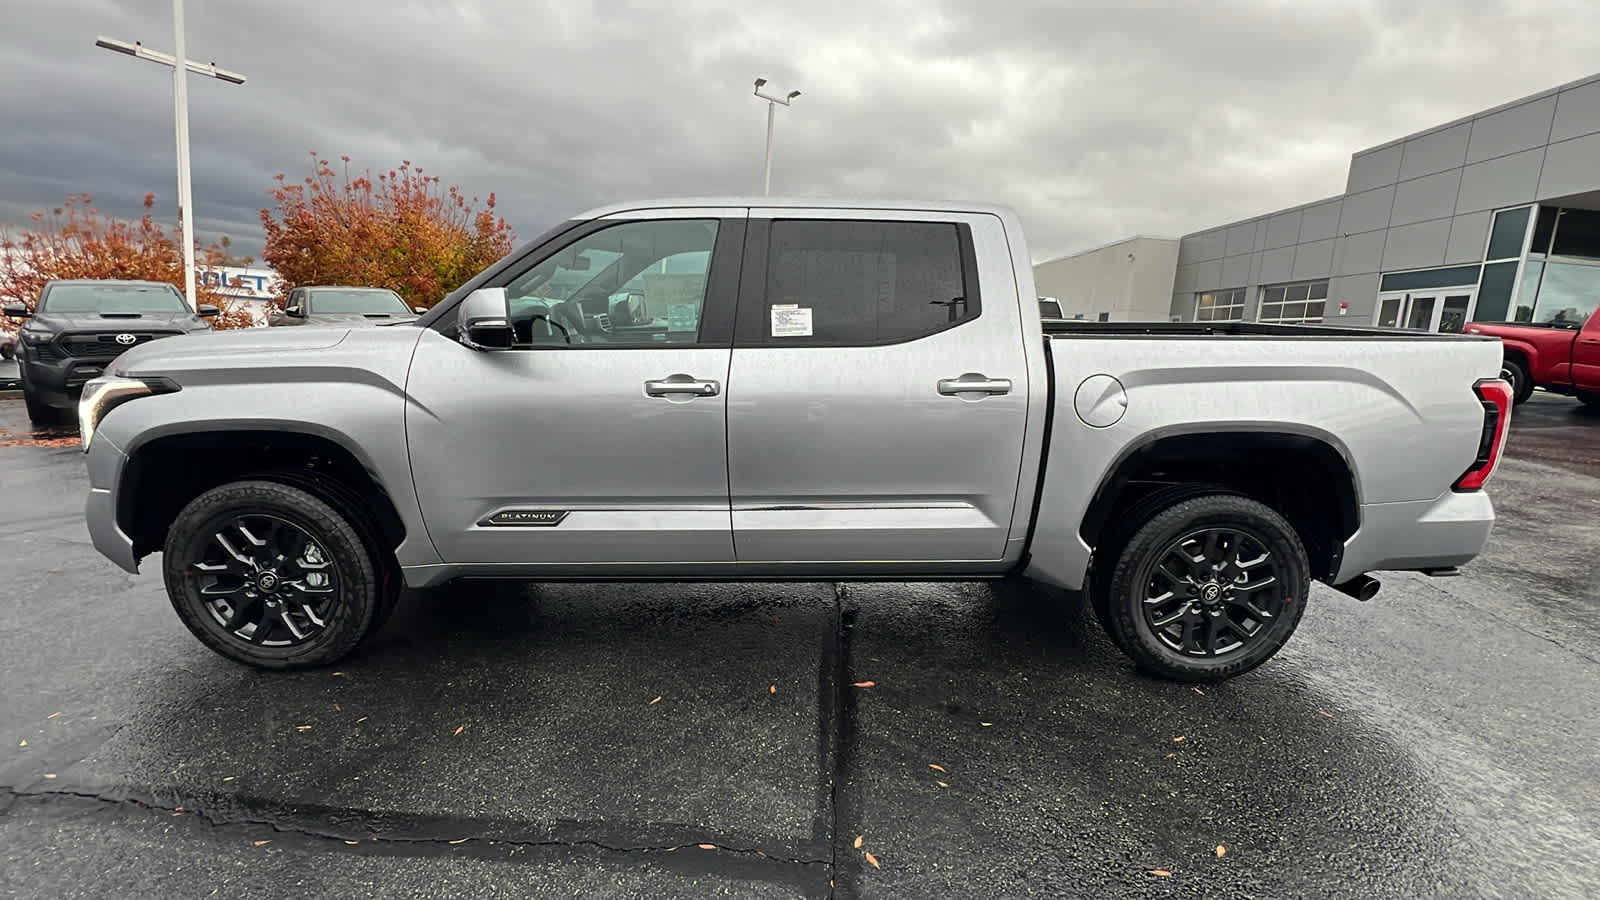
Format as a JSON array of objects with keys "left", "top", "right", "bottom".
[
  {"left": 981, "top": 722, "right": 993, "bottom": 727},
  {"left": 649, "top": 696, "right": 662, "bottom": 705},
  {"left": 1192, "top": 688, "right": 1205, "bottom": 696},
  {"left": 175, "top": 807, "right": 184, "bottom": 813},
  {"left": 43, "top": 773, "right": 56, "bottom": 779},
  {"left": 453, "top": 725, "right": 465, "bottom": 736},
  {"left": 853, "top": 835, "right": 863, "bottom": 849},
  {"left": 698, "top": 843, "right": 716, "bottom": 850},
  {"left": 852, "top": 681, "right": 875, "bottom": 688},
  {"left": 865, "top": 851, "right": 881, "bottom": 868},
  {"left": 224, "top": 776, "right": 236, "bottom": 781},
  {"left": 1173, "top": 736, "right": 1185, "bottom": 743},
  {"left": 357, "top": 716, "right": 369, "bottom": 723},
  {"left": 18, "top": 740, "right": 25, "bottom": 747},
  {"left": 47, "top": 712, "right": 61, "bottom": 719},
  {"left": 936, "top": 781, "right": 948, "bottom": 788},
  {"left": 1216, "top": 845, "right": 1227, "bottom": 857},
  {"left": 770, "top": 685, "right": 776, "bottom": 694},
  {"left": 929, "top": 764, "right": 946, "bottom": 772},
  {"left": 296, "top": 725, "right": 312, "bottom": 732},
  {"left": 334, "top": 704, "right": 342, "bottom": 712},
  {"left": 1164, "top": 753, "right": 1176, "bottom": 759},
  {"left": 331, "top": 672, "right": 344, "bottom": 677},
  {"left": 1149, "top": 869, "right": 1171, "bottom": 877},
  {"left": 253, "top": 840, "right": 270, "bottom": 847},
  {"left": 449, "top": 839, "right": 469, "bottom": 845},
  {"left": 1318, "top": 710, "right": 1334, "bottom": 719}
]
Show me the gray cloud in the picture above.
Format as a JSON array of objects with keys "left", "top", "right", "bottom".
[{"left": 1, "top": 0, "right": 1597, "bottom": 265}]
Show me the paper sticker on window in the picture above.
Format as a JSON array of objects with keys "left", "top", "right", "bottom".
[
  {"left": 770, "top": 304, "right": 813, "bottom": 338},
  {"left": 667, "top": 303, "right": 698, "bottom": 332}
]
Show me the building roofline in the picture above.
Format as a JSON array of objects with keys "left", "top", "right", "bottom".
[
  {"left": 1033, "top": 233, "right": 1180, "bottom": 266},
  {"left": 1353, "top": 70, "right": 1600, "bottom": 158}
]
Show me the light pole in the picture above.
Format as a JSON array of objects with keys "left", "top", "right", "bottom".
[
  {"left": 95, "top": 0, "right": 245, "bottom": 310},
  {"left": 753, "top": 78, "right": 800, "bottom": 196}
]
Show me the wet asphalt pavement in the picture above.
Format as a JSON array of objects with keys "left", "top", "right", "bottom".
[{"left": 1, "top": 393, "right": 1598, "bottom": 899}]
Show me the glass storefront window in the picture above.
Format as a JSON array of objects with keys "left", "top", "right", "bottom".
[
  {"left": 1486, "top": 206, "right": 1531, "bottom": 260},
  {"left": 1529, "top": 261, "right": 1600, "bottom": 326},
  {"left": 1550, "top": 209, "right": 1600, "bottom": 260},
  {"left": 1514, "top": 260, "right": 1542, "bottom": 322}
]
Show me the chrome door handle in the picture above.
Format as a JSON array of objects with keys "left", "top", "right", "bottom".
[
  {"left": 938, "top": 374, "right": 1012, "bottom": 396},
  {"left": 645, "top": 376, "right": 720, "bottom": 397}
]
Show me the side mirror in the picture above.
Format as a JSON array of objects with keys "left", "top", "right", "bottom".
[
  {"left": 458, "top": 287, "right": 513, "bottom": 351},
  {"left": 284, "top": 304, "right": 306, "bottom": 318},
  {"left": 197, "top": 304, "right": 219, "bottom": 318},
  {"left": 413, "top": 306, "right": 428, "bottom": 314},
  {"left": 3, "top": 303, "right": 30, "bottom": 318}
]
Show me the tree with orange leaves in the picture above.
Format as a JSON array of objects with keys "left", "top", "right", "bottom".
[
  {"left": 0, "top": 193, "right": 253, "bottom": 329},
  {"left": 258, "top": 152, "right": 516, "bottom": 310}
]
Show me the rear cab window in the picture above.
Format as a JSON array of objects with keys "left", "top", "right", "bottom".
[{"left": 735, "top": 218, "right": 981, "bottom": 347}]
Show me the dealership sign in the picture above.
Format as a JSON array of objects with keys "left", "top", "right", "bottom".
[{"left": 197, "top": 265, "right": 281, "bottom": 300}]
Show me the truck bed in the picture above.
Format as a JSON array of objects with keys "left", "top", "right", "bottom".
[{"left": 1043, "top": 320, "right": 1495, "bottom": 340}]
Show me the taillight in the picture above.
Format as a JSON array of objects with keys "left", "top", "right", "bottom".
[{"left": 1453, "top": 378, "right": 1512, "bottom": 491}]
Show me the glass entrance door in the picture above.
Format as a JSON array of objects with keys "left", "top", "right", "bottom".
[{"left": 1376, "top": 289, "right": 1477, "bottom": 332}]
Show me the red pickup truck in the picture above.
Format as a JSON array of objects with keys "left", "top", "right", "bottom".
[{"left": 1468, "top": 306, "right": 1600, "bottom": 407}]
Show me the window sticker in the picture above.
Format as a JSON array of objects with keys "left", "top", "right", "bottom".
[
  {"left": 667, "top": 303, "right": 699, "bottom": 332},
  {"left": 770, "top": 303, "right": 814, "bottom": 338}
]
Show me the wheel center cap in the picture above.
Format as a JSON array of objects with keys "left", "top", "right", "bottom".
[
  {"left": 256, "top": 572, "right": 280, "bottom": 593},
  {"left": 1200, "top": 582, "right": 1222, "bottom": 603}
]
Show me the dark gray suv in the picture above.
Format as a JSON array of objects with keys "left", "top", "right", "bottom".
[{"left": 3, "top": 279, "right": 216, "bottom": 423}]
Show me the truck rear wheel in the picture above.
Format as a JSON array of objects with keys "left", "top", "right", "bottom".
[
  {"left": 1501, "top": 357, "right": 1533, "bottom": 405},
  {"left": 162, "top": 480, "right": 382, "bottom": 670},
  {"left": 1099, "top": 493, "right": 1310, "bottom": 682}
]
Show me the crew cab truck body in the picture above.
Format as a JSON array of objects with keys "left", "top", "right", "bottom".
[
  {"left": 1466, "top": 304, "right": 1600, "bottom": 406},
  {"left": 78, "top": 199, "right": 1512, "bottom": 682}
]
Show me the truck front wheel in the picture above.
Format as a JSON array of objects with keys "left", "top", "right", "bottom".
[
  {"left": 1099, "top": 493, "right": 1310, "bottom": 682},
  {"left": 162, "top": 480, "right": 382, "bottom": 670}
]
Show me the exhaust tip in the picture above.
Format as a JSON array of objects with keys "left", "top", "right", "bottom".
[{"left": 1335, "top": 574, "right": 1381, "bottom": 602}]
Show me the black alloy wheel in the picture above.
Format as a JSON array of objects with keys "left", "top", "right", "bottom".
[
  {"left": 164, "top": 480, "right": 381, "bottom": 669},
  {"left": 189, "top": 513, "right": 338, "bottom": 647},
  {"left": 1139, "top": 527, "right": 1286, "bottom": 658},
  {"left": 1099, "top": 493, "right": 1310, "bottom": 682}
]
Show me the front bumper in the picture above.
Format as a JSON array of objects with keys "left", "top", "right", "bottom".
[
  {"left": 85, "top": 432, "right": 139, "bottom": 574},
  {"left": 21, "top": 353, "right": 114, "bottom": 406},
  {"left": 1334, "top": 489, "right": 1495, "bottom": 584}
]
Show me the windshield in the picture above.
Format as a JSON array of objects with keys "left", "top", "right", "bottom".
[
  {"left": 40, "top": 283, "right": 187, "bottom": 314},
  {"left": 309, "top": 289, "right": 412, "bottom": 315}
]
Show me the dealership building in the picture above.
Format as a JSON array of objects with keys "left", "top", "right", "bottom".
[{"left": 1035, "top": 71, "right": 1600, "bottom": 331}]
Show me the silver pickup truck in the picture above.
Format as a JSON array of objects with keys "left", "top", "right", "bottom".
[{"left": 77, "top": 198, "right": 1513, "bottom": 682}]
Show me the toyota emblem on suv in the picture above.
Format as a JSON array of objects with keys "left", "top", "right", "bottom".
[{"left": 115, "top": 333, "right": 136, "bottom": 345}]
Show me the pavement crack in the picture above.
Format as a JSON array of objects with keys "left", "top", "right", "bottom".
[
  {"left": 824, "top": 581, "right": 859, "bottom": 898},
  {"left": 0, "top": 784, "right": 829, "bottom": 867}
]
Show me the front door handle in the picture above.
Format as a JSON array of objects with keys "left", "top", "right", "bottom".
[
  {"left": 645, "top": 375, "right": 720, "bottom": 398},
  {"left": 938, "top": 374, "right": 1012, "bottom": 396}
]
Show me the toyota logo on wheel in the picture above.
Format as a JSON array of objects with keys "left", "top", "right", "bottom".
[{"left": 114, "top": 333, "right": 136, "bottom": 345}]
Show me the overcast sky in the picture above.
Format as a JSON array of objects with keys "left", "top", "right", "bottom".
[{"left": 2, "top": 0, "right": 1598, "bottom": 264}]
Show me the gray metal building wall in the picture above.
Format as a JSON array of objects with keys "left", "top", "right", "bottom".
[{"left": 1170, "top": 72, "right": 1600, "bottom": 324}]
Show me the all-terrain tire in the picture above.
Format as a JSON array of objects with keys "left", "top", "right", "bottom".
[
  {"left": 21, "top": 382, "right": 55, "bottom": 425},
  {"left": 1501, "top": 356, "right": 1534, "bottom": 405},
  {"left": 1100, "top": 493, "right": 1311, "bottom": 682},
  {"left": 162, "top": 480, "right": 381, "bottom": 669}
]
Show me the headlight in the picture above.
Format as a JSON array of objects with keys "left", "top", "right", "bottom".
[
  {"left": 78, "top": 376, "right": 177, "bottom": 453},
  {"left": 20, "top": 329, "right": 51, "bottom": 345}
]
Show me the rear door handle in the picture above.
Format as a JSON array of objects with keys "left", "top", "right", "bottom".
[
  {"left": 938, "top": 374, "right": 1012, "bottom": 396},
  {"left": 644, "top": 375, "right": 720, "bottom": 398}
]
